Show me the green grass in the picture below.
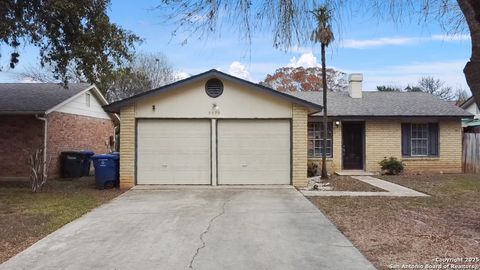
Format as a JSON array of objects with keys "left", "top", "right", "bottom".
[{"left": 0, "top": 177, "right": 124, "bottom": 263}]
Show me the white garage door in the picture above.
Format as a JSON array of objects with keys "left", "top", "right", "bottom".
[
  {"left": 137, "top": 119, "right": 211, "bottom": 184},
  {"left": 217, "top": 120, "right": 290, "bottom": 185}
]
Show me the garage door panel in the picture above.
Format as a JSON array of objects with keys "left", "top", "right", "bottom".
[
  {"left": 137, "top": 120, "right": 210, "bottom": 185},
  {"left": 217, "top": 120, "right": 290, "bottom": 185}
]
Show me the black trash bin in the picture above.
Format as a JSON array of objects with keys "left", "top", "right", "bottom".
[
  {"left": 79, "top": 150, "right": 95, "bottom": 176},
  {"left": 92, "top": 154, "right": 119, "bottom": 189},
  {"left": 61, "top": 151, "right": 86, "bottom": 178}
]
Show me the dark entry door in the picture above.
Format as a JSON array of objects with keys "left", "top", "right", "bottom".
[{"left": 342, "top": 122, "right": 364, "bottom": 170}]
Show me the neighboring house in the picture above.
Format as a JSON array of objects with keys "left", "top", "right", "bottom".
[
  {"left": 0, "top": 83, "right": 118, "bottom": 179},
  {"left": 459, "top": 96, "right": 480, "bottom": 133},
  {"left": 104, "top": 69, "right": 471, "bottom": 189},
  {"left": 460, "top": 96, "right": 480, "bottom": 119}
]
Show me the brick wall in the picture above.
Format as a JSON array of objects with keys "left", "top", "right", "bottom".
[
  {"left": 0, "top": 116, "right": 43, "bottom": 178},
  {"left": 119, "top": 105, "right": 136, "bottom": 189},
  {"left": 365, "top": 119, "right": 462, "bottom": 173},
  {"left": 292, "top": 104, "right": 308, "bottom": 187},
  {"left": 365, "top": 120, "right": 402, "bottom": 172},
  {"left": 47, "top": 112, "right": 114, "bottom": 177},
  {"left": 402, "top": 120, "right": 462, "bottom": 173},
  {"left": 306, "top": 119, "right": 463, "bottom": 174},
  {"left": 307, "top": 120, "right": 342, "bottom": 173}
]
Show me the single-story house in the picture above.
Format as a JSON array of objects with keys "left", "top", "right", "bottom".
[
  {"left": 0, "top": 83, "right": 118, "bottom": 179},
  {"left": 104, "top": 70, "right": 472, "bottom": 189}
]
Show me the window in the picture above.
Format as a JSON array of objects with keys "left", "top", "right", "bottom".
[
  {"left": 85, "top": 93, "right": 91, "bottom": 107},
  {"left": 308, "top": 122, "right": 333, "bottom": 157},
  {"left": 411, "top": 123, "right": 428, "bottom": 156},
  {"left": 401, "top": 123, "right": 439, "bottom": 157}
]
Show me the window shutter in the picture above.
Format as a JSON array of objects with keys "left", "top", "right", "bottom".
[
  {"left": 428, "top": 123, "right": 439, "bottom": 156},
  {"left": 401, "top": 123, "right": 411, "bottom": 156}
]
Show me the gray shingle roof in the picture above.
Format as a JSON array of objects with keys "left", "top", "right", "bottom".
[
  {"left": 0, "top": 83, "right": 90, "bottom": 114},
  {"left": 288, "top": 91, "right": 472, "bottom": 117}
]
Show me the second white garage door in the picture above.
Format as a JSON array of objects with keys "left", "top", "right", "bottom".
[
  {"left": 217, "top": 120, "right": 291, "bottom": 185},
  {"left": 137, "top": 119, "right": 211, "bottom": 185}
]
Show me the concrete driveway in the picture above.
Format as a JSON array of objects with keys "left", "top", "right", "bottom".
[{"left": 0, "top": 187, "right": 375, "bottom": 270}]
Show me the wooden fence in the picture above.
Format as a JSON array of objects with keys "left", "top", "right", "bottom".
[{"left": 463, "top": 133, "right": 480, "bottom": 173}]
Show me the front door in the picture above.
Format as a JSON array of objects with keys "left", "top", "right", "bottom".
[{"left": 342, "top": 122, "right": 364, "bottom": 170}]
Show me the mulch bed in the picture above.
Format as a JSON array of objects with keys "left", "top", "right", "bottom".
[{"left": 323, "top": 175, "right": 385, "bottom": 192}]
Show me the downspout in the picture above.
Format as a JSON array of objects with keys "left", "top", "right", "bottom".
[
  {"left": 113, "top": 125, "right": 119, "bottom": 152},
  {"left": 35, "top": 114, "right": 48, "bottom": 178}
]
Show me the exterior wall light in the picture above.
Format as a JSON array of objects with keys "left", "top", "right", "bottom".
[
  {"left": 335, "top": 120, "right": 340, "bottom": 127},
  {"left": 152, "top": 105, "right": 156, "bottom": 111}
]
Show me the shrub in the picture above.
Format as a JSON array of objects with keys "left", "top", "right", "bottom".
[
  {"left": 379, "top": 157, "right": 405, "bottom": 175},
  {"left": 25, "top": 145, "right": 48, "bottom": 192},
  {"left": 307, "top": 161, "right": 319, "bottom": 177}
]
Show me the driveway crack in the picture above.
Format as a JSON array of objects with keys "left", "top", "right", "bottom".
[{"left": 188, "top": 199, "right": 230, "bottom": 269}]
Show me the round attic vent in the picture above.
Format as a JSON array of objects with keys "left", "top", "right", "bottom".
[{"left": 205, "top": 78, "right": 223, "bottom": 98}]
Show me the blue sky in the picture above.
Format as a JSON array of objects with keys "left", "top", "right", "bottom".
[{"left": 0, "top": 1, "right": 472, "bottom": 91}]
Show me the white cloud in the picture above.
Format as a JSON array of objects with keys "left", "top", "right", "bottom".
[
  {"left": 228, "top": 61, "right": 251, "bottom": 80},
  {"left": 431, "top": 34, "right": 471, "bottom": 41},
  {"left": 288, "top": 52, "right": 319, "bottom": 68},
  {"left": 343, "top": 37, "right": 419, "bottom": 49},
  {"left": 175, "top": 71, "right": 191, "bottom": 80},
  {"left": 343, "top": 34, "right": 470, "bottom": 49},
  {"left": 289, "top": 46, "right": 314, "bottom": 54},
  {"left": 19, "top": 77, "right": 41, "bottom": 83}
]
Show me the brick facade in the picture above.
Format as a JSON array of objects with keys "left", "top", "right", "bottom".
[
  {"left": 292, "top": 104, "right": 309, "bottom": 187},
  {"left": 307, "top": 120, "right": 342, "bottom": 173},
  {"left": 0, "top": 116, "right": 43, "bottom": 178},
  {"left": 117, "top": 105, "right": 463, "bottom": 188},
  {"left": 307, "top": 119, "right": 463, "bottom": 174},
  {"left": 402, "top": 120, "right": 462, "bottom": 173},
  {"left": 364, "top": 120, "right": 402, "bottom": 172},
  {"left": 365, "top": 120, "right": 462, "bottom": 173},
  {"left": 119, "top": 105, "right": 136, "bottom": 189},
  {"left": 0, "top": 112, "right": 113, "bottom": 179},
  {"left": 46, "top": 112, "right": 114, "bottom": 177}
]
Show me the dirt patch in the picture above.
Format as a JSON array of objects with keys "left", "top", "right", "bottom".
[
  {"left": 0, "top": 177, "right": 124, "bottom": 263},
  {"left": 307, "top": 174, "right": 480, "bottom": 270},
  {"left": 313, "top": 175, "right": 385, "bottom": 192}
]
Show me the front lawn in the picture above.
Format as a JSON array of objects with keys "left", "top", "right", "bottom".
[
  {"left": 0, "top": 177, "right": 124, "bottom": 263},
  {"left": 308, "top": 174, "right": 480, "bottom": 270}
]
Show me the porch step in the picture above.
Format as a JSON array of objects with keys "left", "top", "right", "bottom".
[{"left": 335, "top": 170, "right": 377, "bottom": 176}]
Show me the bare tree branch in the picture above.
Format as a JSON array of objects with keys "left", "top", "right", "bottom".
[
  {"left": 157, "top": 0, "right": 465, "bottom": 50},
  {"left": 20, "top": 52, "right": 179, "bottom": 102}
]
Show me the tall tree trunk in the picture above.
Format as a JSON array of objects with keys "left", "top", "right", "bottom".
[
  {"left": 321, "top": 43, "right": 329, "bottom": 179},
  {"left": 458, "top": 0, "right": 480, "bottom": 108}
]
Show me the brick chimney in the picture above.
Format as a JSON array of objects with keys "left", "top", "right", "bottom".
[{"left": 348, "top": 73, "right": 363, "bottom": 98}]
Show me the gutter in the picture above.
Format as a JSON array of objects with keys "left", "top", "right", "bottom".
[
  {"left": 113, "top": 125, "right": 119, "bottom": 151},
  {"left": 35, "top": 114, "right": 48, "bottom": 179}
]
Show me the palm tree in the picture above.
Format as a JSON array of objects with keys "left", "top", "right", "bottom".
[{"left": 311, "top": 5, "right": 334, "bottom": 179}]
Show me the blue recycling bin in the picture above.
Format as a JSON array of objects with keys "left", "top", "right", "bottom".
[
  {"left": 92, "top": 154, "right": 119, "bottom": 189},
  {"left": 79, "top": 150, "right": 95, "bottom": 176}
]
